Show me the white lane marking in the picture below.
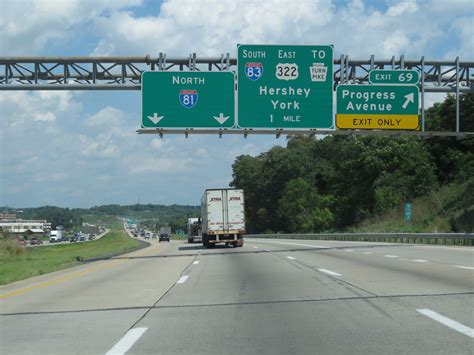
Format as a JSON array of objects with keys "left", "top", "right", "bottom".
[
  {"left": 192, "top": 261, "right": 199, "bottom": 265},
  {"left": 362, "top": 251, "right": 373, "bottom": 255},
  {"left": 414, "top": 245, "right": 474, "bottom": 252},
  {"left": 318, "top": 268, "right": 342, "bottom": 277},
  {"left": 344, "top": 249, "right": 354, "bottom": 252},
  {"left": 455, "top": 265, "right": 474, "bottom": 270},
  {"left": 253, "top": 246, "right": 259, "bottom": 249},
  {"left": 384, "top": 254, "right": 399, "bottom": 258},
  {"left": 249, "top": 241, "right": 328, "bottom": 248},
  {"left": 105, "top": 327, "right": 148, "bottom": 355},
  {"left": 411, "top": 259, "right": 428, "bottom": 263},
  {"left": 177, "top": 276, "right": 189, "bottom": 284},
  {"left": 286, "top": 256, "right": 296, "bottom": 260},
  {"left": 417, "top": 309, "right": 474, "bottom": 338}
]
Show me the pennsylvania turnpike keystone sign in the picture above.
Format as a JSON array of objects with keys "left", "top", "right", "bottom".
[
  {"left": 237, "top": 44, "right": 333, "bottom": 129},
  {"left": 142, "top": 71, "right": 234, "bottom": 128},
  {"left": 336, "top": 85, "right": 419, "bottom": 130}
]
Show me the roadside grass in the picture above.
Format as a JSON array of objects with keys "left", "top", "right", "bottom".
[
  {"left": 0, "top": 228, "right": 142, "bottom": 285},
  {"left": 351, "top": 181, "right": 474, "bottom": 233}
]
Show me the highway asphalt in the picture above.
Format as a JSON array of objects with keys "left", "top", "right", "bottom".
[{"left": 1, "top": 236, "right": 473, "bottom": 354}]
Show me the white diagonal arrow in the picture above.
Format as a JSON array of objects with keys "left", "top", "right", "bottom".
[
  {"left": 402, "top": 93, "right": 414, "bottom": 109},
  {"left": 213, "top": 113, "right": 230, "bottom": 125},
  {"left": 147, "top": 113, "right": 164, "bottom": 125}
]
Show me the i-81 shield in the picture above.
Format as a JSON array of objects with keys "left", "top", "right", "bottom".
[{"left": 179, "top": 89, "right": 198, "bottom": 108}]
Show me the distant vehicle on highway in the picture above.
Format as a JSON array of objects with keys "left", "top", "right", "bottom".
[
  {"left": 79, "top": 235, "right": 86, "bottom": 242},
  {"left": 201, "top": 188, "right": 245, "bottom": 248},
  {"left": 88, "top": 234, "right": 96, "bottom": 241},
  {"left": 152, "top": 233, "right": 158, "bottom": 239},
  {"left": 144, "top": 233, "right": 151, "bottom": 239},
  {"left": 187, "top": 217, "right": 202, "bottom": 243},
  {"left": 69, "top": 236, "right": 78, "bottom": 243},
  {"left": 30, "top": 237, "right": 43, "bottom": 245},
  {"left": 49, "top": 230, "right": 63, "bottom": 243},
  {"left": 159, "top": 233, "right": 170, "bottom": 242}
]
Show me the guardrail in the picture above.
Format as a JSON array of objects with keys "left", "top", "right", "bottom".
[{"left": 245, "top": 233, "right": 474, "bottom": 246}]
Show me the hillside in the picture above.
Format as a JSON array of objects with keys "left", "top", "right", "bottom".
[{"left": 351, "top": 180, "right": 474, "bottom": 233}]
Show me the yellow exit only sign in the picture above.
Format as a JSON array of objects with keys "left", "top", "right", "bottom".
[{"left": 336, "top": 114, "right": 419, "bottom": 130}]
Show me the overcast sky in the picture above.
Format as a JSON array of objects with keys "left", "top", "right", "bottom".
[{"left": 1, "top": 0, "right": 473, "bottom": 208}]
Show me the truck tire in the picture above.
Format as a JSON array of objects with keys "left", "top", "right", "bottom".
[
  {"left": 188, "top": 238, "right": 193, "bottom": 243},
  {"left": 202, "top": 235, "right": 209, "bottom": 248}
]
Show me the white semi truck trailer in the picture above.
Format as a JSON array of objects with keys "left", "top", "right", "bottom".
[{"left": 201, "top": 188, "right": 245, "bottom": 248}]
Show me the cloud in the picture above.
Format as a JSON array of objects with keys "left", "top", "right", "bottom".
[
  {"left": 89, "top": 0, "right": 473, "bottom": 59},
  {"left": 86, "top": 106, "right": 125, "bottom": 127},
  {"left": 0, "top": 0, "right": 143, "bottom": 55}
]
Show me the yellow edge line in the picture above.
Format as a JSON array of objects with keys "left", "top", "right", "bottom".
[
  {"left": 0, "top": 260, "right": 124, "bottom": 300},
  {"left": 0, "top": 238, "right": 158, "bottom": 300}
]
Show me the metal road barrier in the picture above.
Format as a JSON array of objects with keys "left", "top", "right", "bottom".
[{"left": 245, "top": 233, "right": 474, "bottom": 246}]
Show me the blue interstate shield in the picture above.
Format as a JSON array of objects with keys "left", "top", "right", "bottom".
[
  {"left": 245, "top": 62, "right": 263, "bottom": 81},
  {"left": 179, "top": 90, "right": 198, "bottom": 108}
]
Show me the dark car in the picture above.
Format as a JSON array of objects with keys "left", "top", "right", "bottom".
[
  {"left": 30, "top": 237, "right": 43, "bottom": 245},
  {"left": 69, "top": 236, "right": 78, "bottom": 243},
  {"left": 159, "top": 233, "right": 170, "bottom": 242},
  {"left": 88, "top": 234, "right": 96, "bottom": 241}
]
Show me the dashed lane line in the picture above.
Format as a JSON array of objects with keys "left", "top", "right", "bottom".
[
  {"left": 411, "top": 259, "right": 428, "bottom": 263},
  {"left": 249, "top": 241, "right": 328, "bottom": 249},
  {"left": 286, "top": 256, "right": 296, "bottom": 260},
  {"left": 176, "top": 276, "right": 189, "bottom": 284},
  {"left": 417, "top": 309, "right": 474, "bottom": 338},
  {"left": 384, "top": 254, "right": 399, "bottom": 258},
  {"left": 105, "top": 327, "right": 148, "bottom": 355},
  {"left": 455, "top": 265, "right": 474, "bottom": 270},
  {"left": 192, "top": 261, "right": 200, "bottom": 265},
  {"left": 318, "top": 268, "right": 342, "bottom": 277}
]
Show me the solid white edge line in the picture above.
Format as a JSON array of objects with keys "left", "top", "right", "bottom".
[
  {"left": 411, "top": 259, "right": 428, "bottom": 263},
  {"left": 286, "top": 256, "right": 296, "bottom": 260},
  {"left": 318, "top": 268, "right": 342, "bottom": 277},
  {"left": 344, "top": 249, "right": 354, "bottom": 252},
  {"left": 384, "top": 254, "right": 399, "bottom": 258},
  {"left": 455, "top": 265, "right": 474, "bottom": 270},
  {"left": 417, "top": 309, "right": 474, "bottom": 338},
  {"left": 362, "top": 252, "right": 373, "bottom": 254},
  {"left": 105, "top": 327, "right": 148, "bottom": 355},
  {"left": 192, "top": 261, "right": 199, "bottom": 265},
  {"left": 177, "top": 275, "right": 189, "bottom": 284}
]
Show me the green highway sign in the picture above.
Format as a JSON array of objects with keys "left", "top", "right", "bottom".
[
  {"left": 142, "top": 71, "right": 235, "bottom": 128},
  {"left": 369, "top": 69, "right": 420, "bottom": 85},
  {"left": 405, "top": 203, "right": 412, "bottom": 223},
  {"left": 336, "top": 84, "right": 419, "bottom": 130},
  {"left": 237, "top": 44, "right": 333, "bottom": 129}
]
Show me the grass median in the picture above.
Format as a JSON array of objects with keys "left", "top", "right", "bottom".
[{"left": 0, "top": 229, "right": 143, "bottom": 285}]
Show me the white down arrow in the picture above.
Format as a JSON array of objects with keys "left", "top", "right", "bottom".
[
  {"left": 213, "top": 113, "right": 230, "bottom": 125},
  {"left": 147, "top": 113, "right": 164, "bottom": 124}
]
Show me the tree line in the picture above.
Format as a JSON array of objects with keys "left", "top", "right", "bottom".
[{"left": 230, "top": 93, "right": 473, "bottom": 233}]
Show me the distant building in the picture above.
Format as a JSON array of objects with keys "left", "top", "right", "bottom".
[
  {"left": 0, "top": 219, "right": 51, "bottom": 234},
  {"left": 0, "top": 213, "right": 17, "bottom": 221}
]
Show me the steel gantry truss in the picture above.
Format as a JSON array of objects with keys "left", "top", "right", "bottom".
[{"left": 0, "top": 54, "right": 473, "bottom": 137}]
